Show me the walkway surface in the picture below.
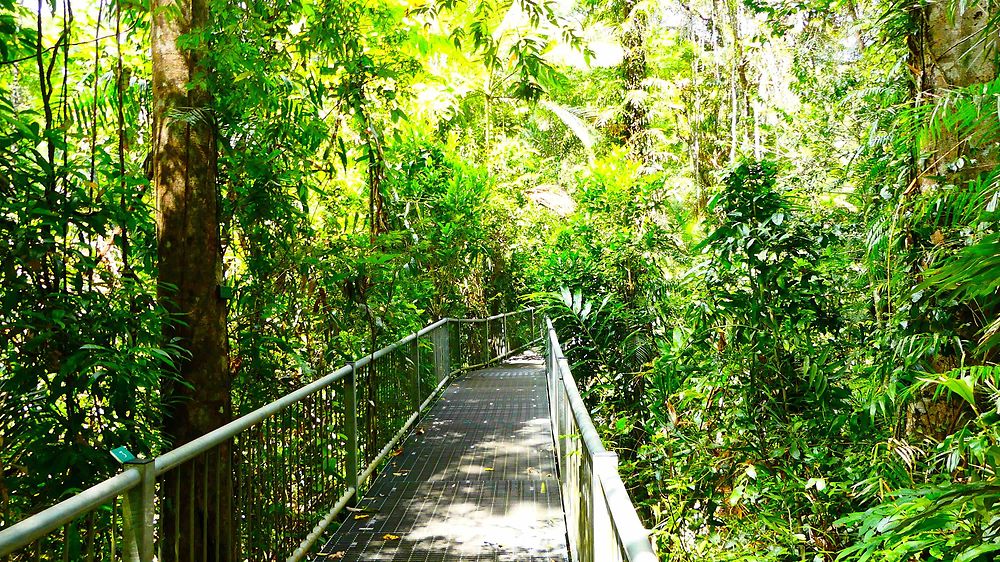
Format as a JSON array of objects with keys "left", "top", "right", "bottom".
[{"left": 316, "top": 360, "right": 570, "bottom": 561}]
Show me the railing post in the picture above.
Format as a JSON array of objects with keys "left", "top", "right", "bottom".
[
  {"left": 122, "top": 459, "right": 154, "bottom": 562},
  {"left": 344, "top": 362, "right": 359, "bottom": 498},
  {"left": 455, "top": 322, "right": 461, "bottom": 370},
  {"left": 502, "top": 314, "right": 508, "bottom": 357},
  {"left": 531, "top": 308, "right": 536, "bottom": 341},
  {"left": 410, "top": 335, "right": 420, "bottom": 412},
  {"left": 484, "top": 320, "right": 490, "bottom": 364}
]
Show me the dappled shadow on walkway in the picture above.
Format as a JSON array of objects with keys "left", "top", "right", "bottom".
[{"left": 316, "top": 361, "right": 569, "bottom": 561}]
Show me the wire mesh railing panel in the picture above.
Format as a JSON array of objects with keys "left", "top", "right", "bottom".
[
  {"left": 554, "top": 361, "right": 584, "bottom": 560},
  {"left": 417, "top": 333, "right": 437, "bottom": 404},
  {"left": 153, "top": 368, "right": 360, "bottom": 562},
  {"left": 486, "top": 317, "right": 501, "bottom": 360},
  {"left": 457, "top": 321, "right": 480, "bottom": 367},
  {"left": 1, "top": 498, "right": 125, "bottom": 562},
  {"left": 431, "top": 324, "right": 452, "bottom": 389},
  {"left": 0, "top": 466, "right": 144, "bottom": 562},
  {"left": 447, "top": 321, "right": 461, "bottom": 374},
  {"left": 237, "top": 425, "right": 266, "bottom": 558},
  {"left": 507, "top": 309, "right": 535, "bottom": 353},
  {"left": 361, "top": 345, "right": 413, "bottom": 473},
  {"left": 354, "top": 361, "right": 374, "bottom": 471},
  {"left": 154, "top": 380, "right": 348, "bottom": 562},
  {"left": 158, "top": 445, "right": 232, "bottom": 561}
]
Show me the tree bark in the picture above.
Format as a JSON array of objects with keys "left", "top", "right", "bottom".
[
  {"left": 910, "top": 1, "right": 998, "bottom": 186},
  {"left": 904, "top": 1, "right": 997, "bottom": 441},
  {"left": 152, "top": 0, "right": 233, "bottom": 558},
  {"left": 620, "top": 0, "right": 649, "bottom": 162},
  {"left": 724, "top": 0, "right": 745, "bottom": 165}
]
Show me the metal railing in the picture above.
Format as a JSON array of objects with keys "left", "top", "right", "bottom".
[
  {"left": 0, "top": 309, "right": 539, "bottom": 562},
  {"left": 545, "top": 318, "right": 659, "bottom": 562}
]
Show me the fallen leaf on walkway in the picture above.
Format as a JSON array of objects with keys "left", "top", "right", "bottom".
[
  {"left": 323, "top": 552, "right": 345, "bottom": 559},
  {"left": 353, "top": 514, "right": 370, "bottom": 520},
  {"left": 382, "top": 533, "right": 400, "bottom": 541},
  {"left": 484, "top": 467, "right": 494, "bottom": 471},
  {"left": 415, "top": 427, "right": 426, "bottom": 435},
  {"left": 540, "top": 482, "right": 546, "bottom": 493},
  {"left": 392, "top": 471, "right": 410, "bottom": 476},
  {"left": 390, "top": 447, "right": 404, "bottom": 457}
]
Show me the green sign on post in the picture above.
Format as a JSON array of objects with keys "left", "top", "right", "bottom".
[{"left": 110, "top": 446, "right": 136, "bottom": 464}]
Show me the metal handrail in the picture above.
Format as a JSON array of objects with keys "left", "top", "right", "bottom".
[
  {"left": 545, "top": 317, "right": 659, "bottom": 562},
  {"left": 0, "top": 469, "right": 142, "bottom": 554},
  {"left": 0, "top": 309, "right": 540, "bottom": 561},
  {"left": 155, "top": 360, "right": 357, "bottom": 475}
]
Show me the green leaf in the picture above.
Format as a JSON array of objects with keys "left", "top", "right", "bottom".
[
  {"left": 956, "top": 543, "right": 1000, "bottom": 562},
  {"left": 921, "top": 374, "right": 977, "bottom": 410}
]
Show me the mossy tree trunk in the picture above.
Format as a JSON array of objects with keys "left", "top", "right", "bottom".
[
  {"left": 905, "top": 1, "right": 997, "bottom": 441},
  {"left": 910, "top": 1, "right": 998, "bottom": 186}
]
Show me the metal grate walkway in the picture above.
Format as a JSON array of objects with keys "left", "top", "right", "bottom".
[{"left": 316, "top": 359, "right": 570, "bottom": 561}]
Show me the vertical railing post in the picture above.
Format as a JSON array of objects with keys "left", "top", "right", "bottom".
[
  {"left": 442, "top": 324, "right": 449, "bottom": 380},
  {"left": 410, "top": 335, "right": 420, "bottom": 412},
  {"left": 123, "top": 459, "right": 155, "bottom": 562},
  {"left": 344, "top": 362, "right": 359, "bottom": 498},
  {"left": 502, "top": 314, "right": 508, "bottom": 358},
  {"left": 455, "top": 321, "right": 462, "bottom": 371},
  {"left": 531, "top": 308, "right": 536, "bottom": 342},
  {"left": 484, "top": 320, "right": 490, "bottom": 364},
  {"left": 432, "top": 327, "right": 440, "bottom": 383}
]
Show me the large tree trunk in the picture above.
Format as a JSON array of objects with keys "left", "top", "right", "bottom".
[
  {"left": 905, "top": 1, "right": 997, "bottom": 441},
  {"left": 152, "top": 0, "right": 234, "bottom": 558},
  {"left": 910, "top": 1, "right": 998, "bottom": 186}
]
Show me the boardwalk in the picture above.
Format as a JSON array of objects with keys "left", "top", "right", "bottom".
[
  {"left": 317, "top": 360, "right": 570, "bottom": 561},
  {"left": 0, "top": 313, "right": 656, "bottom": 562}
]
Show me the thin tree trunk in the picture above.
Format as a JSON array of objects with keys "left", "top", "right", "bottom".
[
  {"left": 729, "top": 61, "right": 738, "bottom": 164},
  {"left": 152, "top": 0, "right": 233, "bottom": 557},
  {"left": 688, "top": 16, "right": 707, "bottom": 211},
  {"left": 753, "top": 100, "right": 761, "bottom": 159},
  {"left": 725, "top": 0, "right": 743, "bottom": 164},
  {"left": 620, "top": 0, "right": 648, "bottom": 162}
]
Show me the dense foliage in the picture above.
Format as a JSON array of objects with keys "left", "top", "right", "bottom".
[{"left": 2, "top": 0, "right": 999, "bottom": 559}]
